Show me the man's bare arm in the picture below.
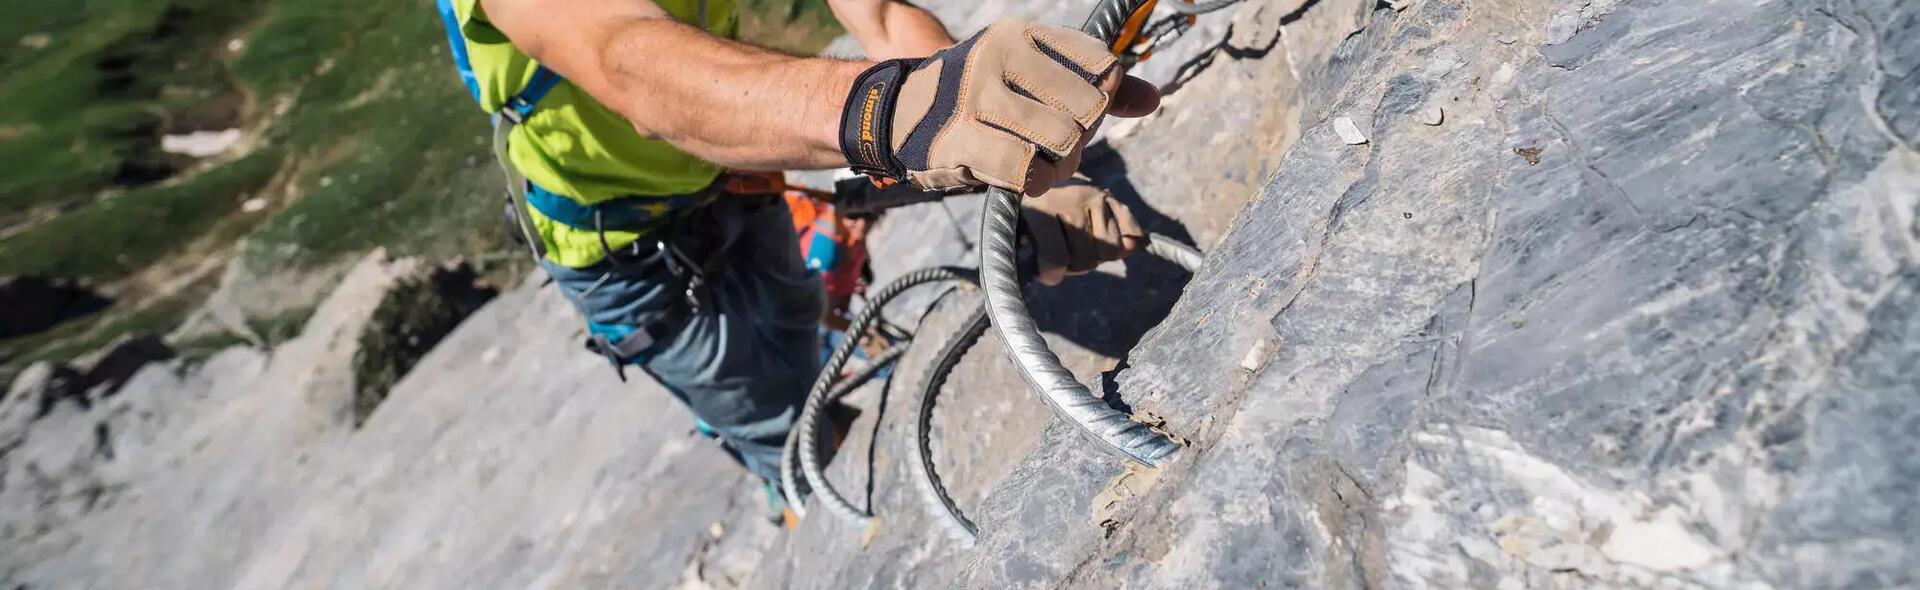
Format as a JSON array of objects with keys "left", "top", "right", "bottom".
[
  {"left": 826, "top": 0, "right": 954, "bottom": 59},
  {"left": 480, "top": 0, "right": 866, "bottom": 170}
]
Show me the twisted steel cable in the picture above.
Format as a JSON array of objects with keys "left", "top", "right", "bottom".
[
  {"left": 970, "top": 0, "right": 1187, "bottom": 468},
  {"left": 781, "top": 266, "right": 978, "bottom": 523},
  {"left": 828, "top": 341, "right": 910, "bottom": 402},
  {"left": 979, "top": 191, "right": 1185, "bottom": 466},
  {"left": 954, "top": 0, "right": 1200, "bottom": 470},
  {"left": 913, "top": 233, "right": 1199, "bottom": 541},
  {"left": 910, "top": 303, "right": 992, "bottom": 542}
]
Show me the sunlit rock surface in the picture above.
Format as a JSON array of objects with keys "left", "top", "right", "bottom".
[{"left": 2, "top": 0, "right": 1913, "bottom": 587}]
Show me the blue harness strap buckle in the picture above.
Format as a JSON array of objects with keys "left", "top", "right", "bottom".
[
  {"left": 587, "top": 333, "right": 632, "bottom": 382},
  {"left": 580, "top": 288, "right": 697, "bottom": 381},
  {"left": 500, "top": 66, "right": 563, "bottom": 122}
]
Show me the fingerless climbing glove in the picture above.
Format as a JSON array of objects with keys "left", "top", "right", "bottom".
[
  {"left": 839, "top": 20, "right": 1120, "bottom": 193},
  {"left": 1021, "top": 182, "right": 1143, "bottom": 286}
]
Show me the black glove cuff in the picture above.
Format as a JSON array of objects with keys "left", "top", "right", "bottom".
[{"left": 838, "top": 58, "right": 922, "bottom": 181}]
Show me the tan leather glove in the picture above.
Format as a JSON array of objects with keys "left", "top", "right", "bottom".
[
  {"left": 1021, "top": 183, "right": 1143, "bottom": 286},
  {"left": 839, "top": 20, "right": 1160, "bottom": 195}
]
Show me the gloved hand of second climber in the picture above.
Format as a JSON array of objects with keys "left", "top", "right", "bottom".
[
  {"left": 838, "top": 19, "right": 1161, "bottom": 195},
  {"left": 1021, "top": 182, "right": 1143, "bottom": 286}
]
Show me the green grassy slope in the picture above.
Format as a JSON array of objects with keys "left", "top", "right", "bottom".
[
  {"left": 0, "top": 0, "right": 841, "bottom": 372},
  {"left": 0, "top": 0, "right": 257, "bottom": 220},
  {"left": 0, "top": 0, "right": 505, "bottom": 281}
]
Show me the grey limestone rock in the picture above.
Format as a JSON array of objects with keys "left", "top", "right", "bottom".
[
  {"left": 4, "top": 0, "right": 1913, "bottom": 587},
  {"left": 935, "top": 0, "right": 1920, "bottom": 588}
]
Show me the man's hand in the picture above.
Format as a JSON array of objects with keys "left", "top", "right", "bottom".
[
  {"left": 839, "top": 20, "right": 1160, "bottom": 196},
  {"left": 826, "top": 0, "right": 954, "bottom": 59},
  {"left": 1021, "top": 182, "right": 1143, "bottom": 286}
]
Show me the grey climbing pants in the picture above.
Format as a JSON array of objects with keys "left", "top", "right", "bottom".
[{"left": 539, "top": 195, "right": 823, "bottom": 481}]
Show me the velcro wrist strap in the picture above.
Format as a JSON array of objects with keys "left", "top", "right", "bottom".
[{"left": 838, "top": 59, "right": 921, "bottom": 181}]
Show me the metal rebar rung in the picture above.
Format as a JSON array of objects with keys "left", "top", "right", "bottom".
[{"left": 978, "top": 189, "right": 1182, "bottom": 467}]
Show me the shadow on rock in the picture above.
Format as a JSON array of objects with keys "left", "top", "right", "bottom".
[
  {"left": 1161, "top": 0, "right": 1317, "bottom": 95},
  {"left": 351, "top": 260, "right": 499, "bottom": 426},
  {"left": 79, "top": 334, "right": 174, "bottom": 402},
  {"left": 6, "top": 334, "right": 175, "bottom": 420},
  {"left": 1020, "top": 143, "right": 1203, "bottom": 360}
]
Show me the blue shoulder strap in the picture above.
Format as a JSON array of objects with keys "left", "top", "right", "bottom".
[
  {"left": 433, "top": 0, "right": 563, "bottom": 118},
  {"left": 501, "top": 66, "right": 563, "bottom": 122},
  {"left": 434, "top": 0, "right": 482, "bottom": 103},
  {"left": 443, "top": 0, "right": 568, "bottom": 263}
]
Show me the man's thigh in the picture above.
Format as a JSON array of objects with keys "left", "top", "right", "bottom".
[
  {"left": 540, "top": 196, "right": 823, "bottom": 477},
  {"left": 644, "top": 197, "right": 823, "bottom": 426},
  {"left": 641, "top": 197, "right": 823, "bottom": 477}
]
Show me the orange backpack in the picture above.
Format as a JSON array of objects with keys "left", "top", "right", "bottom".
[{"left": 784, "top": 188, "right": 870, "bottom": 326}]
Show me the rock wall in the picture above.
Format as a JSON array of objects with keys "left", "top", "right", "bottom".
[
  {"left": 922, "top": 0, "right": 1918, "bottom": 588},
  {"left": 756, "top": 0, "right": 1377, "bottom": 587}
]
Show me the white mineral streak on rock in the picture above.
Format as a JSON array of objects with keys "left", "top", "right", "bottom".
[
  {"left": 1602, "top": 506, "right": 1716, "bottom": 570},
  {"left": 1388, "top": 462, "right": 1473, "bottom": 589},
  {"left": 1239, "top": 338, "right": 1271, "bottom": 372},
  {"left": 1334, "top": 117, "right": 1368, "bottom": 145},
  {"left": 1389, "top": 426, "right": 1755, "bottom": 589}
]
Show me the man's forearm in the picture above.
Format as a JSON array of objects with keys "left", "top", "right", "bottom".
[
  {"left": 597, "top": 19, "right": 865, "bottom": 170},
  {"left": 484, "top": 0, "right": 1156, "bottom": 195}
]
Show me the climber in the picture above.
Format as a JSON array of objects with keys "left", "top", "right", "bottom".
[{"left": 432, "top": 0, "right": 1160, "bottom": 489}]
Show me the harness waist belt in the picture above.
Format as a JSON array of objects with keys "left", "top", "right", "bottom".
[
  {"left": 525, "top": 182, "right": 699, "bottom": 231},
  {"left": 524, "top": 172, "right": 786, "bottom": 231}
]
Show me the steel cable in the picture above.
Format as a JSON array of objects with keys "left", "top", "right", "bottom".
[
  {"left": 979, "top": 190, "right": 1185, "bottom": 466},
  {"left": 781, "top": 266, "right": 978, "bottom": 523},
  {"left": 828, "top": 341, "right": 910, "bottom": 402},
  {"left": 910, "top": 303, "right": 992, "bottom": 542},
  {"left": 918, "top": 233, "right": 1199, "bottom": 540},
  {"left": 975, "top": 0, "right": 1185, "bottom": 468}
]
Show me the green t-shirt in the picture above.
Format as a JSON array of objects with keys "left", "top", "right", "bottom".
[{"left": 449, "top": 0, "right": 738, "bottom": 267}]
